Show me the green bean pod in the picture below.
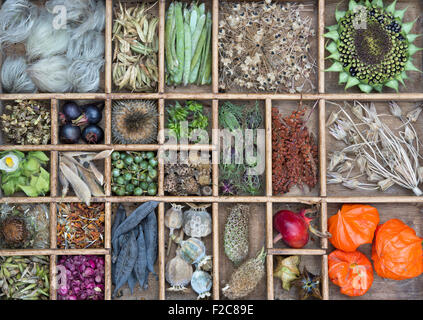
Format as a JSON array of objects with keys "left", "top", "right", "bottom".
[
  {"left": 165, "top": 3, "right": 176, "bottom": 75},
  {"left": 190, "top": 18, "right": 207, "bottom": 73},
  {"left": 173, "top": 2, "right": 185, "bottom": 84},
  {"left": 191, "top": 14, "right": 206, "bottom": 56},
  {"left": 183, "top": 22, "right": 192, "bottom": 86},
  {"left": 197, "top": 13, "right": 211, "bottom": 84}
]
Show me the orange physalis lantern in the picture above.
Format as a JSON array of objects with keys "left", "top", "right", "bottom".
[
  {"left": 372, "top": 219, "right": 423, "bottom": 280},
  {"left": 328, "top": 249, "right": 373, "bottom": 297},
  {"left": 328, "top": 204, "right": 380, "bottom": 252}
]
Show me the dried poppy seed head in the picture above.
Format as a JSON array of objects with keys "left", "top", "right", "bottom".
[{"left": 325, "top": 0, "right": 422, "bottom": 93}]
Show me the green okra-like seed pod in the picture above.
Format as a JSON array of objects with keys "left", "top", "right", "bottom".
[
  {"left": 183, "top": 21, "right": 192, "bottom": 86},
  {"left": 189, "top": 57, "right": 201, "bottom": 84},
  {"left": 173, "top": 2, "right": 185, "bottom": 84},
  {"left": 190, "top": 17, "right": 208, "bottom": 73},
  {"left": 197, "top": 13, "right": 212, "bottom": 85},
  {"left": 189, "top": 5, "right": 198, "bottom": 34},
  {"left": 191, "top": 14, "right": 206, "bottom": 56},
  {"left": 165, "top": 2, "right": 176, "bottom": 75}
]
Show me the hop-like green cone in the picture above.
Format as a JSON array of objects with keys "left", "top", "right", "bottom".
[
  {"left": 224, "top": 204, "right": 250, "bottom": 266},
  {"left": 222, "top": 247, "right": 266, "bottom": 300},
  {"left": 325, "top": 0, "right": 422, "bottom": 93}
]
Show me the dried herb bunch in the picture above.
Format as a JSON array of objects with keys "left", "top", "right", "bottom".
[
  {"left": 326, "top": 101, "right": 423, "bottom": 196},
  {"left": 164, "top": 152, "right": 212, "bottom": 196},
  {"left": 219, "top": 101, "right": 264, "bottom": 195},
  {"left": 1, "top": 100, "right": 50, "bottom": 145},
  {"left": 57, "top": 203, "right": 105, "bottom": 249},
  {"left": 0, "top": 255, "right": 50, "bottom": 300},
  {"left": 112, "top": 2, "right": 158, "bottom": 92},
  {"left": 218, "top": 0, "right": 316, "bottom": 93},
  {"left": 272, "top": 104, "right": 318, "bottom": 194}
]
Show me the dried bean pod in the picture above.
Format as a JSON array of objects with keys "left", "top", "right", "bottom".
[
  {"left": 112, "top": 230, "right": 138, "bottom": 298},
  {"left": 134, "top": 223, "right": 147, "bottom": 289},
  {"left": 142, "top": 210, "right": 158, "bottom": 278},
  {"left": 111, "top": 201, "right": 159, "bottom": 252}
]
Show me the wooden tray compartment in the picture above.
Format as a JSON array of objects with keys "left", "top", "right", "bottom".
[
  {"left": 164, "top": 0, "right": 214, "bottom": 94},
  {"left": 218, "top": 202, "right": 268, "bottom": 300},
  {"left": 217, "top": 0, "right": 319, "bottom": 94},
  {"left": 326, "top": 100, "right": 423, "bottom": 197},
  {"left": 217, "top": 99, "right": 266, "bottom": 196},
  {"left": 0, "top": 99, "right": 52, "bottom": 145},
  {"left": 271, "top": 99, "right": 321, "bottom": 197},
  {"left": 111, "top": 0, "right": 160, "bottom": 94},
  {"left": 0, "top": 0, "right": 107, "bottom": 94},
  {"left": 324, "top": 0, "right": 423, "bottom": 94},
  {"left": 164, "top": 99, "right": 213, "bottom": 145},
  {"left": 54, "top": 254, "right": 106, "bottom": 300},
  {"left": 327, "top": 202, "right": 423, "bottom": 300},
  {"left": 164, "top": 202, "right": 213, "bottom": 300},
  {"left": 110, "top": 202, "right": 160, "bottom": 300},
  {"left": 273, "top": 254, "right": 327, "bottom": 300},
  {"left": 272, "top": 202, "right": 326, "bottom": 250},
  {"left": 56, "top": 99, "right": 107, "bottom": 145}
]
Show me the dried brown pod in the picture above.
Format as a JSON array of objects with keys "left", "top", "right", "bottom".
[{"left": 0, "top": 216, "right": 29, "bottom": 248}]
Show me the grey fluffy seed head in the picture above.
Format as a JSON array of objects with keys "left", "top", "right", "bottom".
[
  {"left": 67, "top": 59, "right": 104, "bottom": 93},
  {"left": 112, "top": 100, "right": 158, "bottom": 144},
  {"left": 27, "top": 55, "right": 73, "bottom": 93},
  {"left": 224, "top": 204, "right": 250, "bottom": 266},
  {"left": 25, "top": 9, "right": 70, "bottom": 60},
  {"left": 0, "top": 0, "right": 39, "bottom": 46},
  {"left": 66, "top": 30, "right": 104, "bottom": 61},
  {"left": 222, "top": 247, "right": 266, "bottom": 300},
  {"left": 1, "top": 56, "right": 37, "bottom": 93},
  {"left": 45, "top": 0, "right": 105, "bottom": 39}
]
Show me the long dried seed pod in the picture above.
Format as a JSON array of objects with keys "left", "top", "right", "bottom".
[{"left": 222, "top": 247, "right": 266, "bottom": 300}]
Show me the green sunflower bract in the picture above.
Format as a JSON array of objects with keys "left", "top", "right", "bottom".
[{"left": 325, "top": 0, "right": 422, "bottom": 93}]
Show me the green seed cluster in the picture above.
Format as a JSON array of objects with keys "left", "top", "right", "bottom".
[
  {"left": 338, "top": 6, "right": 409, "bottom": 85},
  {"left": 111, "top": 151, "right": 158, "bottom": 196}
]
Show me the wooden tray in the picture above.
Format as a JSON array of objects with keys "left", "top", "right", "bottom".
[{"left": 0, "top": 0, "right": 422, "bottom": 301}]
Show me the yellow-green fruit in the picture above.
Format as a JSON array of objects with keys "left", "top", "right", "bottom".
[
  {"left": 223, "top": 204, "right": 250, "bottom": 266},
  {"left": 222, "top": 247, "right": 266, "bottom": 300}
]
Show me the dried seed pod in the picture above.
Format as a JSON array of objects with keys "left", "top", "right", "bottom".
[
  {"left": 388, "top": 101, "right": 402, "bottom": 118},
  {"left": 336, "top": 161, "right": 353, "bottom": 174},
  {"left": 224, "top": 204, "right": 250, "bottom": 266},
  {"left": 328, "top": 151, "right": 346, "bottom": 172},
  {"left": 165, "top": 255, "right": 193, "bottom": 291},
  {"left": 327, "top": 172, "right": 344, "bottom": 184},
  {"left": 175, "top": 237, "right": 211, "bottom": 269},
  {"left": 165, "top": 204, "right": 184, "bottom": 235},
  {"left": 0, "top": 216, "right": 29, "bottom": 248},
  {"left": 407, "top": 107, "right": 422, "bottom": 123},
  {"left": 273, "top": 256, "right": 300, "bottom": 291},
  {"left": 378, "top": 178, "right": 394, "bottom": 192},
  {"left": 325, "top": 111, "right": 339, "bottom": 127},
  {"left": 222, "top": 247, "right": 266, "bottom": 300},
  {"left": 356, "top": 155, "right": 367, "bottom": 174},
  {"left": 191, "top": 270, "right": 212, "bottom": 299},
  {"left": 183, "top": 203, "right": 212, "bottom": 238}
]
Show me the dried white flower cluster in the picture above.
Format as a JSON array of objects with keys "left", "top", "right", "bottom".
[{"left": 218, "top": 0, "right": 316, "bottom": 93}]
